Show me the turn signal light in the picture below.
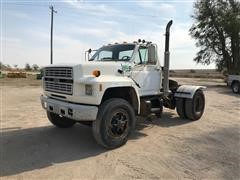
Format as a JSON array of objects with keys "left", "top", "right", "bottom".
[{"left": 92, "top": 70, "right": 101, "bottom": 77}]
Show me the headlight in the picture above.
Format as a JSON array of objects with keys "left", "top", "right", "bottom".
[{"left": 85, "top": 84, "right": 93, "bottom": 95}]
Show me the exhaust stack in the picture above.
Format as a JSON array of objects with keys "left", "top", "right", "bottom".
[{"left": 163, "top": 20, "right": 173, "bottom": 96}]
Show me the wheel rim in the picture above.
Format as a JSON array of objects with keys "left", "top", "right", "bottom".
[
  {"left": 233, "top": 84, "right": 239, "bottom": 92},
  {"left": 194, "top": 95, "right": 204, "bottom": 113},
  {"left": 108, "top": 109, "right": 129, "bottom": 138}
]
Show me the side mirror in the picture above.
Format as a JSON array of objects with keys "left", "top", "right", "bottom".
[
  {"left": 85, "top": 49, "right": 92, "bottom": 61},
  {"left": 85, "top": 48, "right": 97, "bottom": 61}
]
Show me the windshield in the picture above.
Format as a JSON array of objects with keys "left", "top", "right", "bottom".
[{"left": 90, "top": 44, "right": 135, "bottom": 61}]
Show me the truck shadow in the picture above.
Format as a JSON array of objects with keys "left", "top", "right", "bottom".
[
  {"left": 135, "top": 111, "right": 191, "bottom": 132},
  {"left": 0, "top": 125, "right": 104, "bottom": 177},
  {"left": 0, "top": 112, "right": 190, "bottom": 177}
]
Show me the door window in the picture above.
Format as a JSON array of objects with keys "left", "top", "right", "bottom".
[
  {"left": 139, "top": 47, "right": 148, "bottom": 64},
  {"left": 134, "top": 46, "right": 148, "bottom": 64},
  {"left": 134, "top": 45, "right": 157, "bottom": 64}
]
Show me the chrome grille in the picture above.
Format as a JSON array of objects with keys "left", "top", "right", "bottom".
[
  {"left": 45, "top": 67, "right": 73, "bottom": 78},
  {"left": 44, "top": 67, "right": 73, "bottom": 95}
]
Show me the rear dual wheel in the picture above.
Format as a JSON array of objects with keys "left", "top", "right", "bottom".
[
  {"left": 176, "top": 90, "right": 205, "bottom": 120},
  {"left": 176, "top": 98, "right": 186, "bottom": 119}
]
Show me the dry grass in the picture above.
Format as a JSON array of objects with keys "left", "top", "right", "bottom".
[
  {"left": 170, "top": 69, "right": 224, "bottom": 79},
  {"left": 0, "top": 74, "right": 41, "bottom": 87},
  {"left": 6, "top": 72, "right": 27, "bottom": 78}
]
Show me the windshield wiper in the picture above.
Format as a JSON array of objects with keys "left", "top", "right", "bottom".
[
  {"left": 96, "top": 58, "right": 130, "bottom": 62},
  {"left": 100, "top": 58, "right": 122, "bottom": 61},
  {"left": 100, "top": 57, "right": 113, "bottom": 61}
]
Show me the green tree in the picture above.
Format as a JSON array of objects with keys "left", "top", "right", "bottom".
[
  {"left": 0, "top": 62, "right": 8, "bottom": 70},
  {"left": 0, "top": 62, "right": 3, "bottom": 69},
  {"left": 32, "top": 64, "right": 39, "bottom": 71},
  {"left": 190, "top": 0, "right": 240, "bottom": 73},
  {"left": 25, "top": 63, "right": 32, "bottom": 71},
  {"left": 6, "top": 64, "right": 11, "bottom": 69}
]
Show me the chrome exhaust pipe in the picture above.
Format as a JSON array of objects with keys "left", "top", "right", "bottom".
[{"left": 163, "top": 20, "right": 173, "bottom": 96}]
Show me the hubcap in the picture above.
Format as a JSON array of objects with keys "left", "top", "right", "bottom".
[
  {"left": 108, "top": 110, "right": 129, "bottom": 137},
  {"left": 233, "top": 84, "right": 238, "bottom": 92}
]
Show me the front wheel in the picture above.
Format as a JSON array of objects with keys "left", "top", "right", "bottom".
[
  {"left": 47, "top": 111, "right": 76, "bottom": 128},
  {"left": 92, "top": 98, "right": 136, "bottom": 149}
]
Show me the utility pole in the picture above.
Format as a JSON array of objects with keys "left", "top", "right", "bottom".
[{"left": 49, "top": 5, "right": 57, "bottom": 64}]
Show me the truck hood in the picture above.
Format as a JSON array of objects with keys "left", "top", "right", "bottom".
[
  {"left": 45, "top": 61, "right": 132, "bottom": 77},
  {"left": 80, "top": 61, "right": 132, "bottom": 76}
]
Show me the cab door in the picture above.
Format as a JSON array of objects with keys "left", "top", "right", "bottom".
[{"left": 131, "top": 45, "right": 162, "bottom": 96}]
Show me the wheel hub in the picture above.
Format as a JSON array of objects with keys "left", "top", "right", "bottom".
[
  {"left": 233, "top": 85, "right": 238, "bottom": 92},
  {"left": 109, "top": 111, "right": 129, "bottom": 137}
]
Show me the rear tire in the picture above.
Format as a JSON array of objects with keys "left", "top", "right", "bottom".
[
  {"left": 185, "top": 90, "right": 205, "bottom": 120},
  {"left": 47, "top": 111, "right": 76, "bottom": 128},
  {"left": 92, "top": 98, "right": 136, "bottom": 149},
  {"left": 231, "top": 81, "right": 240, "bottom": 94},
  {"left": 176, "top": 98, "right": 186, "bottom": 119}
]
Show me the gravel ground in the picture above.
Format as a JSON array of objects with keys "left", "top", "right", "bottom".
[{"left": 0, "top": 78, "right": 239, "bottom": 179}]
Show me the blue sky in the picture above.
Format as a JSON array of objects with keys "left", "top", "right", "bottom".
[{"left": 1, "top": 0, "right": 215, "bottom": 69}]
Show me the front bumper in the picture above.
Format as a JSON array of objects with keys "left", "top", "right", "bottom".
[{"left": 40, "top": 95, "right": 98, "bottom": 121}]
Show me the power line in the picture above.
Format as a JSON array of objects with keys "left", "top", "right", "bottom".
[
  {"left": 3, "top": 2, "right": 191, "bottom": 19},
  {"left": 3, "top": 3, "right": 48, "bottom": 7},
  {"left": 4, "top": 6, "right": 179, "bottom": 20},
  {"left": 4, "top": 2, "right": 192, "bottom": 26}
]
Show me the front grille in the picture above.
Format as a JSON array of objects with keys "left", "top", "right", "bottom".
[
  {"left": 45, "top": 67, "right": 73, "bottom": 78},
  {"left": 45, "top": 81, "right": 73, "bottom": 95},
  {"left": 44, "top": 67, "right": 73, "bottom": 95}
]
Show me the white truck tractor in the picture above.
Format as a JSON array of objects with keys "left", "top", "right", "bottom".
[{"left": 41, "top": 20, "right": 206, "bottom": 148}]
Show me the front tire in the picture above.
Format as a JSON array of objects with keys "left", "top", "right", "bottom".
[
  {"left": 92, "top": 98, "right": 136, "bottom": 149},
  {"left": 47, "top": 111, "right": 76, "bottom": 128},
  {"left": 231, "top": 81, "right": 240, "bottom": 94}
]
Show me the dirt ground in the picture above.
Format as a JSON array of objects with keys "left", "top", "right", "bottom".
[{"left": 1, "top": 77, "right": 239, "bottom": 179}]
